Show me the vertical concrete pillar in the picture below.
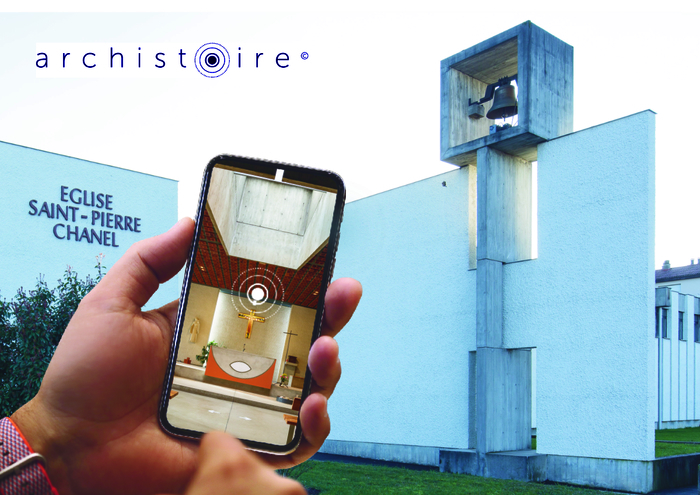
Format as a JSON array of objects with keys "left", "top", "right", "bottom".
[
  {"left": 477, "top": 259, "right": 503, "bottom": 348},
  {"left": 476, "top": 147, "right": 532, "bottom": 264},
  {"left": 656, "top": 287, "right": 671, "bottom": 429},
  {"left": 475, "top": 146, "right": 533, "bottom": 459},
  {"left": 476, "top": 348, "right": 532, "bottom": 453}
]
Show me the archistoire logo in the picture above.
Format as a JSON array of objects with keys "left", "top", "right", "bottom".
[
  {"left": 194, "top": 43, "right": 230, "bottom": 78},
  {"left": 35, "top": 42, "right": 311, "bottom": 78}
]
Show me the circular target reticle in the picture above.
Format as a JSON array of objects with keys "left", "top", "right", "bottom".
[
  {"left": 194, "top": 43, "right": 230, "bottom": 78},
  {"left": 247, "top": 284, "right": 268, "bottom": 306},
  {"left": 231, "top": 267, "right": 285, "bottom": 319},
  {"left": 249, "top": 286, "right": 266, "bottom": 303}
]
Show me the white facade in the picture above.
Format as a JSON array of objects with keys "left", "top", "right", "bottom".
[
  {"left": 0, "top": 141, "right": 178, "bottom": 309},
  {"left": 329, "top": 166, "right": 474, "bottom": 455},
  {"left": 325, "top": 110, "right": 658, "bottom": 490},
  {"left": 505, "top": 111, "right": 656, "bottom": 461}
]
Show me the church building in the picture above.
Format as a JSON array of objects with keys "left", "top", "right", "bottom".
[
  {"left": 319, "top": 21, "right": 680, "bottom": 493},
  {"left": 0, "top": 140, "right": 178, "bottom": 309}
]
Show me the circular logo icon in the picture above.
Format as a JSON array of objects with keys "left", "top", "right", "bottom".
[
  {"left": 231, "top": 267, "right": 285, "bottom": 320},
  {"left": 194, "top": 43, "right": 230, "bottom": 78}
]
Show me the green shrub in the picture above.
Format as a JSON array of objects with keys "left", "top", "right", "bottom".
[{"left": 0, "top": 259, "right": 103, "bottom": 417}]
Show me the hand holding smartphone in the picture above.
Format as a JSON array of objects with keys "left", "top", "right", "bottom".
[{"left": 159, "top": 155, "right": 345, "bottom": 454}]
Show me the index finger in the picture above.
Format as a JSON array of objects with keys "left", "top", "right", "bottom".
[{"left": 320, "top": 277, "right": 362, "bottom": 338}]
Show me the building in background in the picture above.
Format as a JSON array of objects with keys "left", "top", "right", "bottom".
[
  {"left": 0, "top": 140, "right": 178, "bottom": 309},
  {"left": 657, "top": 261, "right": 700, "bottom": 296},
  {"left": 655, "top": 261, "right": 700, "bottom": 431}
]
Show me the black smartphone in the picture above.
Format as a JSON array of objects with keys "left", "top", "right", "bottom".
[{"left": 159, "top": 155, "right": 345, "bottom": 454}]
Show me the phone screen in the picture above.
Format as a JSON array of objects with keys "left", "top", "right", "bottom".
[{"left": 160, "top": 156, "right": 343, "bottom": 453}]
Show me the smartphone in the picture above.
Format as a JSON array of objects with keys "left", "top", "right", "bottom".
[{"left": 159, "top": 155, "right": 345, "bottom": 454}]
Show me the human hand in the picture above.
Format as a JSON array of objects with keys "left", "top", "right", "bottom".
[
  {"left": 11, "top": 218, "right": 362, "bottom": 495},
  {"left": 178, "top": 432, "right": 306, "bottom": 495}
]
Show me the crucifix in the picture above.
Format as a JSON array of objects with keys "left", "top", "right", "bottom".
[
  {"left": 238, "top": 309, "right": 265, "bottom": 339},
  {"left": 282, "top": 329, "right": 299, "bottom": 364},
  {"left": 282, "top": 329, "right": 299, "bottom": 386}
]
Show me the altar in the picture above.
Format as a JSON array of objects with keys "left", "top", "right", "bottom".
[{"left": 204, "top": 346, "right": 276, "bottom": 389}]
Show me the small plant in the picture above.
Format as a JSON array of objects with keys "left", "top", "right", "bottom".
[
  {"left": 280, "top": 373, "right": 289, "bottom": 386},
  {"left": 196, "top": 340, "right": 219, "bottom": 365}
]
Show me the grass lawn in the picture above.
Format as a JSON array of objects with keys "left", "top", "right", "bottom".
[
  {"left": 288, "top": 461, "right": 623, "bottom": 495},
  {"left": 656, "top": 426, "right": 700, "bottom": 457},
  {"left": 277, "top": 428, "right": 700, "bottom": 493},
  {"left": 656, "top": 426, "right": 700, "bottom": 442}
]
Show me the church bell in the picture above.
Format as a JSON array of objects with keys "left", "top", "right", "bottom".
[{"left": 486, "top": 83, "right": 518, "bottom": 120}]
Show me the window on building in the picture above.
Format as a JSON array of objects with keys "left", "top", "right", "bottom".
[
  {"left": 662, "top": 308, "right": 668, "bottom": 339},
  {"left": 695, "top": 315, "right": 700, "bottom": 343},
  {"left": 679, "top": 311, "right": 685, "bottom": 341}
]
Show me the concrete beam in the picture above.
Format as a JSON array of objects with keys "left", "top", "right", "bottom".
[
  {"left": 440, "top": 449, "right": 546, "bottom": 482},
  {"left": 476, "top": 146, "right": 532, "bottom": 263},
  {"left": 476, "top": 259, "right": 503, "bottom": 348},
  {"left": 208, "top": 168, "right": 334, "bottom": 269},
  {"left": 547, "top": 454, "right": 653, "bottom": 493},
  {"left": 476, "top": 348, "right": 532, "bottom": 454},
  {"left": 656, "top": 287, "right": 671, "bottom": 308}
]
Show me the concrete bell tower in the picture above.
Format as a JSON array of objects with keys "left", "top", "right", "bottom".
[{"left": 440, "top": 21, "right": 574, "bottom": 468}]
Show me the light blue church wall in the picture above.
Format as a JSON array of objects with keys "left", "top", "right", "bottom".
[
  {"left": 329, "top": 166, "right": 475, "bottom": 453},
  {"left": 326, "top": 110, "right": 656, "bottom": 469},
  {"left": 503, "top": 110, "right": 656, "bottom": 461},
  {"left": 0, "top": 141, "right": 178, "bottom": 310}
]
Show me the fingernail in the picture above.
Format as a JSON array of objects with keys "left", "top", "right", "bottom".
[{"left": 170, "top": 217, "right": 193, "bottom": 231}]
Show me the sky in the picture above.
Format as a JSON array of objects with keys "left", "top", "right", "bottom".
[{"left": 1, "top": 2, "right": 699, "bottom": 270}]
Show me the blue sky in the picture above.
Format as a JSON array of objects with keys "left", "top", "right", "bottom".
[{"left": 1, "top": 3, "right": 698, "bottom": 269}]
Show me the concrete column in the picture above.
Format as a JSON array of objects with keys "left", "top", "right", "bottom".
[
  {"left": 476, "top": 259, "right": 503, "bottom": 348},
  {"left": 476, "top": 348, "right": 532, "bottom": 454},
  {"left": 475, "top": 146, "right": 533, "bottom": 458},
  {"left": 476, "top": 147, "right": 532, "bottom": 263}
]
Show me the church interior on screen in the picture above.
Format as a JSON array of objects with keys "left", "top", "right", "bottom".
[{"left": 166, "top": 163, "right": 337, "bottom": 446}]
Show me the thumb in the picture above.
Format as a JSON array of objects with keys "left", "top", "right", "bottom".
[{"left": 89, "top": 217, "right": 194, "bottom": 309}]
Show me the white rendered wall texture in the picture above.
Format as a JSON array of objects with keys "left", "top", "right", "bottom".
[
  {"left": 285, "top": 305, "right": 316, "bottom": 381},
  {"left": 327, "top": 110, "right": 655, "bottom": 462},
  {"left": 177, "top": 283, "right": 219, "bottom": 363},
  {"left": 330, "top": 167, "right": 475, "bottom": 450},
  {"left": 503, "top": 110, "right": 656, "bottom": 461},
  {"left": 0, "top": 141, "right": 178, "bottom": 309},
  {"left": 176, "top": 284, "right": 316, "bottom": 381}
]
